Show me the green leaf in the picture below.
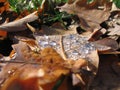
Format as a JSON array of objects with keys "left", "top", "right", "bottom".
[{"left": 113, "top": 0, "right": 120, "bottom": 8}]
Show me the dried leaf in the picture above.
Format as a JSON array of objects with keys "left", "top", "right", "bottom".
[
  {"left": 79, "top": 50, "right": 99, "bottom": 89},
  {"left": 72, "top": 59, "right": 88, "bottom": 73},
  {"left": 60, "top": 0, "right": 110, "bottom": 31},
  {"left": 88, "top": 28, "right": 107, "bottom": 41},
  {"left": 0, "top": 0, "right": 9, "bottom": 14},
  {"left": 15, "top": 36, "right": 39, "bottom": 51},
  {"left": 2, "top": 33, "right": 116, "bottom": 90},
  {"left": 112, "top": 61, "right": 120, "bottom": 76},
  {"left": 93, "top": 38, "right": 119, "bottom": 50},
  {"left": 87, "top": 50, "right": 99, "bottom": 72},
  {"left": 26, "top": 23, "right": 36, "bottom": 33},
  {"left": 0, "top": 47, "right": 70, "bottom": 90},
  {"left": 0, "top": 11, "right": 38, "bottom": 32},
  {"left": 38, "top": 25, "right": 77, "bottom": 35},
  {"left": 100, "top": 51, "right": 120, "bottom": 54},
  {"left": 71, "top": 50, "right": 99, "bottom": 89},
  {"left": 119, "top": 42, "right": 120, "bottom": 48},
  {"left": 72, "top": 73, "right": 85, "bottom": 86},
  {"left": 0, "top": 30, "right": 7, "bottom": 37},
  {"left": 108, "top": 24, "right": 120, "bottom": 36}
]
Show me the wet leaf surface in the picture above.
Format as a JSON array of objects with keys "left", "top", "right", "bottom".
[{"left": 0, "top": 0, "right": 120, "bottom": 90}]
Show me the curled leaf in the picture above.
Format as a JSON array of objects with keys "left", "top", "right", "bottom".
[{"left": 0, "top": 11, "right": 38, "bottom": 32}]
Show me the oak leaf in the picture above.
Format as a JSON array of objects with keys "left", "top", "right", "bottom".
[
  {"left": 0, "top": 45, "right": 70, "bottom": 90},
  {"left": 108, "top": 24, "right": 120, "bottom": 36},
  {"left": 60, "top": 0, "right": 111, "bottom": 31}
]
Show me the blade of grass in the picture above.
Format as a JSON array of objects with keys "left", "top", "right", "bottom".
[{"left": 52, "top": 75, "right": 66, "bottom": 90}]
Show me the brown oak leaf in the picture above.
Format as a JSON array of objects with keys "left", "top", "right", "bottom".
[{"left": 60, "top": 0, "right": 111, "bottom": 31}]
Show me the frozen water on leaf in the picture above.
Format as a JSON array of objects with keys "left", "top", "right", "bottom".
[
  {"left": 49, "top": 41, "right": 57, "bottom": 46},
  {"left": 72, "top": 50, "right": 79, "bottom": 55},
  {"left": 44, "top": 35, "right": 49, "bottom": 40},
  {"left": 35, "top": 34, "right": 97, "bottom": 60},
  {"left": 62, "top": 34, "right": 96, "bottom": 60},
  {"left": 36, "top": 35, "right": 62, "bottom": 53},
  {"left": 68, "top": 34, "right": 76, "bottom": 39},
  {"left": 39, "top": 40, "right": 49, "bottom": 48},
  {"left": 79, "top": 43, "right": 96, "bottom": 58}
]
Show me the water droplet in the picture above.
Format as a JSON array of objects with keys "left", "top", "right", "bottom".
[
  {"left": 49, "top": 41, "right": 57, "bottom": 46},
  {"left": 69, "top": 34, "right": 75, "bottom": 39},
  {"left": 72, "top": 50, "right": 79, "bottom": 55},
  {"left": 44, "top": 35, "right": 49, "bottom": 39},
  {"left": 64, "top": 45, "right": 70, "bottom": 51},
  {"left": 39, "top": 41, "right": 49, "bottom": 47}
]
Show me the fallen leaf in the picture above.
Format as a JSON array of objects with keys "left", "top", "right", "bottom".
[
  {"left": 60, "top": 0, "right": 111, "bottom": 32},
  {"left": 0, "top": 0, "right": 9, "bottom": 14},
  {"left": 38, "top": 25, "right": 77, "bottom": 35},
  {"left": 112, "top": 61, "right": 120, "bottom": 76},
  {"left": 0, "top": 11, "right": 38, "bottom": 32},
  {"left": 82, "top": 28, "right": 107, "bottom": 41},
  {"left": 0, "top": 33, "right": 102, "bottom": 90},
  {"left": 87, "top": 50, "right": 99, "bottom": 73},
  {"left": 72, "top": 58, "right": 88, "bottom": 73},
  {"left": 0, "top": 47, "right": 70, "bottom": 90},
  {"left": 108, "top": 24, "right": 120, "bottom": 36},
  {"left": 71, "top": 50, "right": 99, "bottom": 89},
  {"left": 0, "top": 30, "right": 7, "bottom": 37},
  {"left": 93, "top": 38, "right": 119, "bottom": 50},
  {"left": 72, "top": 73, "right": 83, "bottom": 86}
]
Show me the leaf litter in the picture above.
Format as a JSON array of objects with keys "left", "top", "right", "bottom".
[{"left": 0, "top": 0, "right": 120, "bottom": 90}]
